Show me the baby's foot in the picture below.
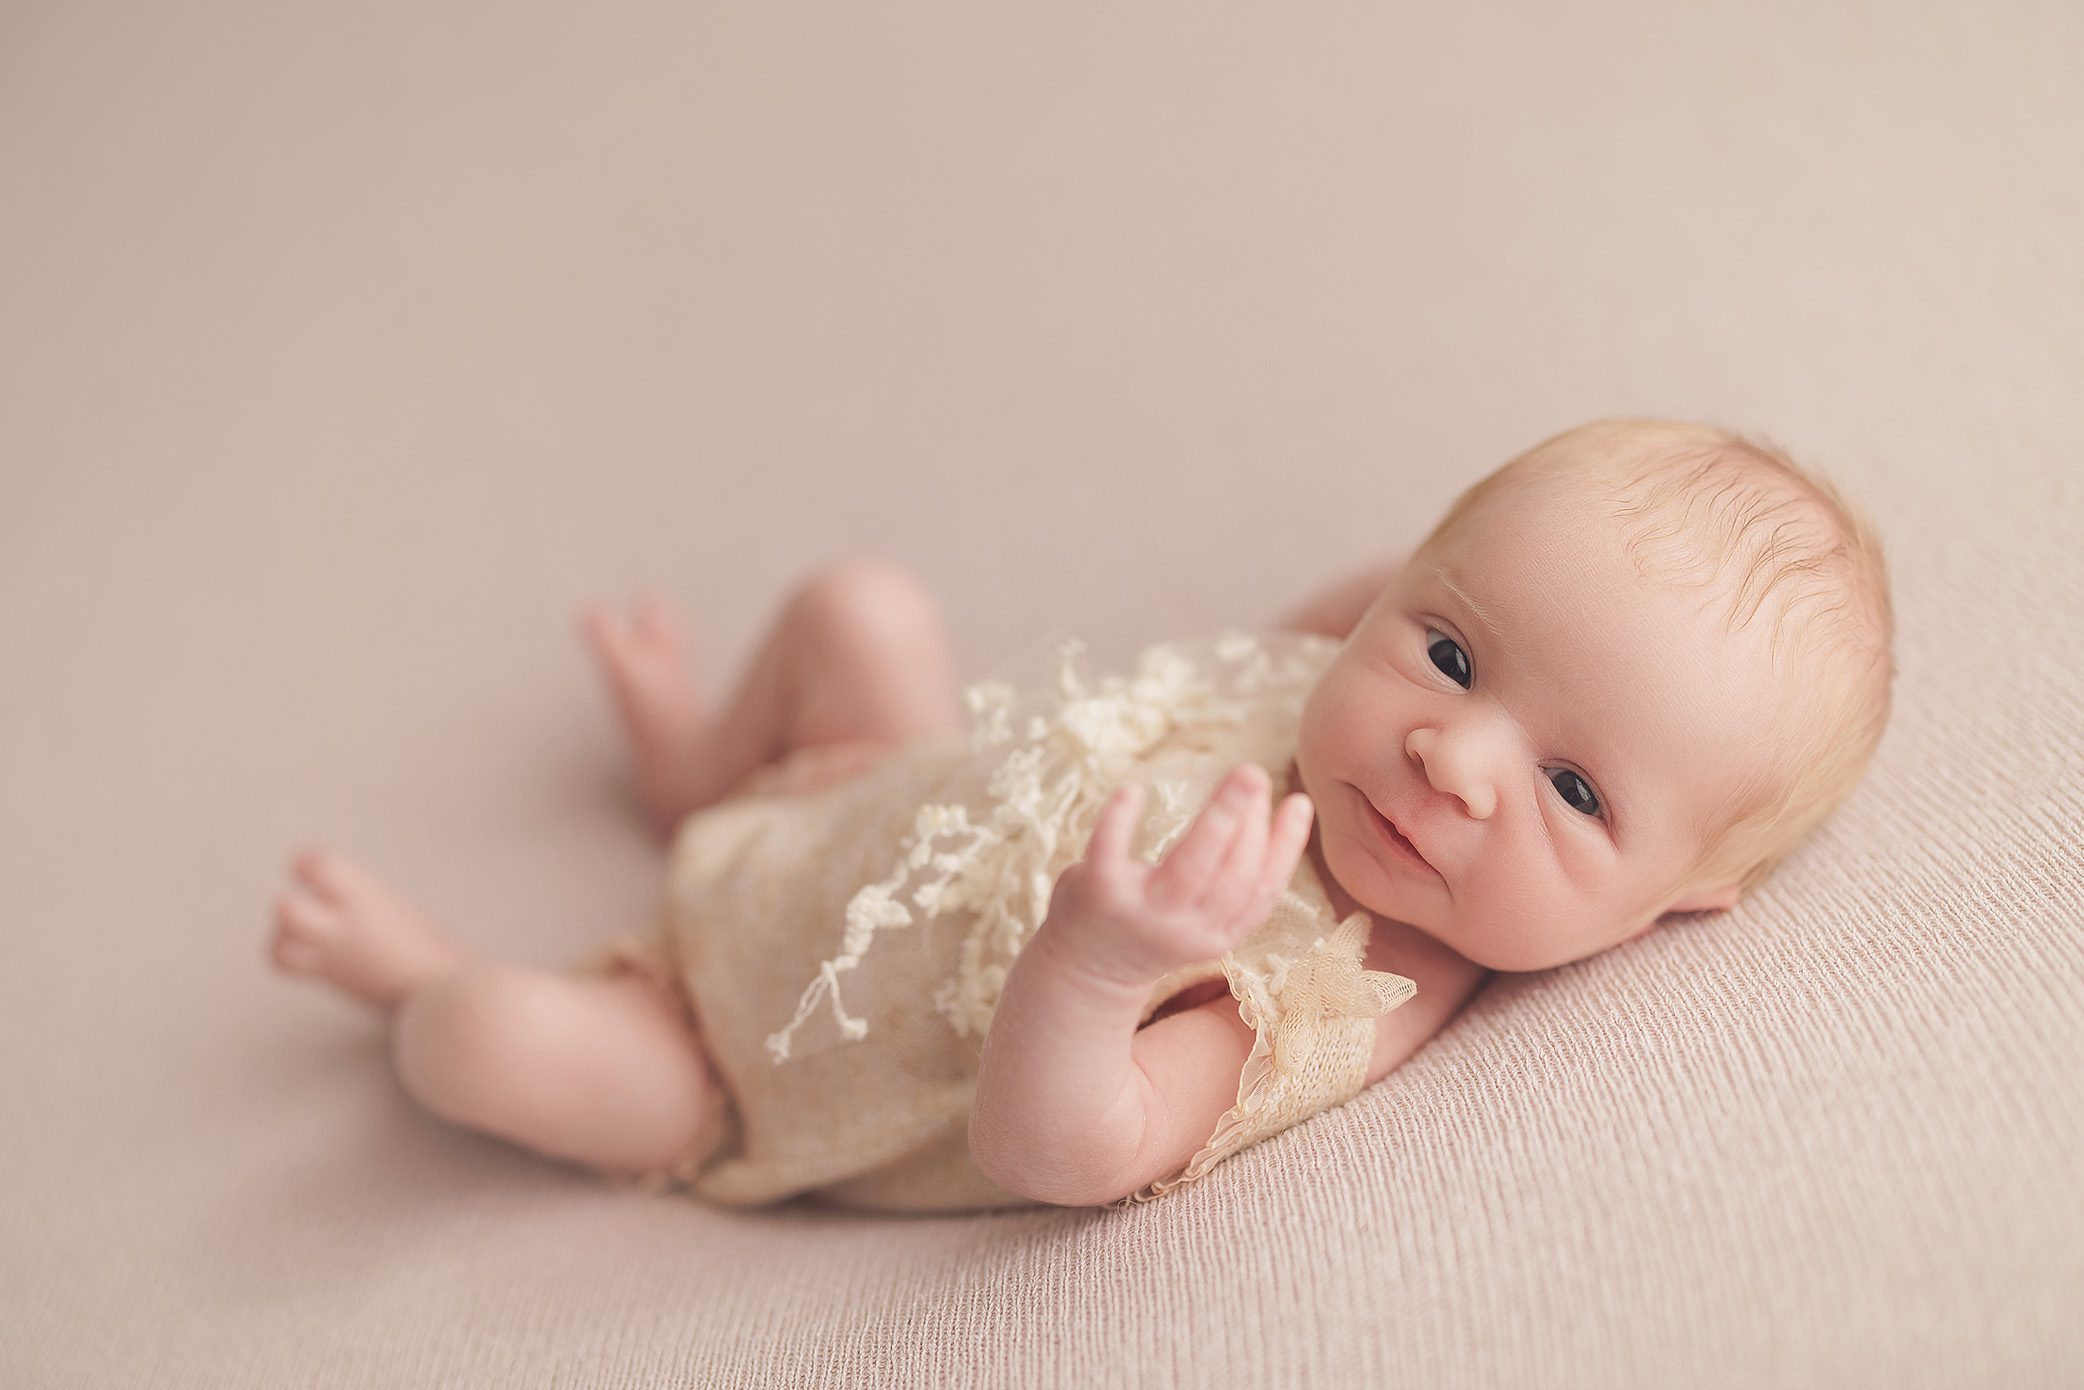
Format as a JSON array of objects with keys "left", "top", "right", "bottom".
[
  {"left": 578, "top": 592, "right": 709, "bottom": 836},
  {"left": 267, "top": 849, "right": 471, "bottom": 1013}
]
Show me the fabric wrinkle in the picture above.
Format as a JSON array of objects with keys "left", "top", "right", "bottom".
[{"left": 576, "top": 629, "right": 1419, "bottom": 1212}]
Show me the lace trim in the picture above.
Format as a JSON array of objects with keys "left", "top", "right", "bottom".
[
  {"left": 764, "top": 631, "right": 1336, "bottom": 1063},
  {"left": 1120, "top": 912, "right": 1416, "bottom": 1204}
]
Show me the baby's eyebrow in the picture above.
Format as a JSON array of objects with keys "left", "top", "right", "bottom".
[{"left": 1436, "top": 568, "right": 1505, "bottom": 644}]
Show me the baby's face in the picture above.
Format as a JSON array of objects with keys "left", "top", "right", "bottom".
[{"left": 1295, "top": 475, "right": 1792, "bottom": 972}]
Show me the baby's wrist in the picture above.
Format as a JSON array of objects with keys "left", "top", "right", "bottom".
[{"left": 1029, "top": 913, "right": 1166, "bottom": 1001}]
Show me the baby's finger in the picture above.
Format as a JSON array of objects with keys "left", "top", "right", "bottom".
[
  {"left": 1202, "top": 772, "right": 1271, "bottom": 914},
  {"left": 1149, "top": 767, "right": 1255, "bottom": 906},
  {"left": 1086, "top": 784, "right": 1145, "bottom": 866},
  {"left": 1252, "top": 793, "right": 1315, "bottom": 907}
]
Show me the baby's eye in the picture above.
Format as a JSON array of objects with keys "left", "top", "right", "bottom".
[
  {"left": 1425, "top": 630, "right": 1471, "bottom": 689},
  {"left": 1548, "top": 768, "right": 1602, "bottom": 818}
]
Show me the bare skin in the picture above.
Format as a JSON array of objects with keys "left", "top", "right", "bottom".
[
  {"left": 266, "top": 560, "right": 964, "bottom": 1177},
  {"left": 265, "top": 557, "right": 1396, "bottom": 1183}
]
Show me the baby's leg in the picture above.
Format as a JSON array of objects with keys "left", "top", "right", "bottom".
[
  {"left": 392, "top": 964, "right": 718, "bottom": 1176},
  {"left": 580, "top": 559, "right": 962, "bottom": 838},
  {"left": 269, "top": 850, "right": 718, "bottom": 1175}
]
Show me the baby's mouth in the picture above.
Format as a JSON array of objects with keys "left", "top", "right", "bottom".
[{"left": 1360, "top": 792, "right": 1439, "bottom": 876}]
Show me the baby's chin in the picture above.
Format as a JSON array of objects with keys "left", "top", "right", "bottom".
[
  {"left": 1317, "top": 829, "right": 1447, "bottom": 933},
  {"left": 1326, "top": 857, "right": 1604, "bottom": 972},
  {"left": 1446, "top": 922, "right": 1639, "bottom": 974}
]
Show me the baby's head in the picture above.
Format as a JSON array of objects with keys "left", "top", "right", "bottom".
[{"left": 1295, "top": 418, "right": 1895, "bottom": 972}]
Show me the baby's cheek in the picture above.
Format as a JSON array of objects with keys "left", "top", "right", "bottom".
[
  {"left": 1294, "top": 684, "right": 1337, "bottom": 763},
  {"left": 1304, "top": 672, "right": 1376, "bottom": 749},
  {"left": 1550, "top": 824, "right": 1617, "bottom": 897}
]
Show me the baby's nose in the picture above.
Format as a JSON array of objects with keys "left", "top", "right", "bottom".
[{"left": 1405, "top": 726, "right": 1499, "bottom": 820}]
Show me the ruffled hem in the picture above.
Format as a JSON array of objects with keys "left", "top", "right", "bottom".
[{"left": 1119, "top": 910, "right": 1417, "bottom": 1205}]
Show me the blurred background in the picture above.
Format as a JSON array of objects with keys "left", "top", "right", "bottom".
[{"left": 4, "top": 2, "right": 2079, "bottom": 1385}]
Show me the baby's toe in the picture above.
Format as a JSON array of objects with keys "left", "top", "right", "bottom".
[
  {"left": 579, "top": 619, "right": 629, "bottom": 677},
  {"left": 269, "top": 932, "right": 326, "bottom": 975},
  {"left": 631, "top": 593, "right": 685, "bottom": 647},
  {"left": 269, "top": 893, "right": 338, "bottom": 974},
  {"left": 275, "top": 888, "right": 340, "bottom": 940},
  {"left": 290, "top": 847, "right": 345, "bottom": 896},
  {"left": 299, "top": 850, "right": 396, "bottom": 912},
  {"left": 578, "top": 603, "right": 626, "bottom": 650}
]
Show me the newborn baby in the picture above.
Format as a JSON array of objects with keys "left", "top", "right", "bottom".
[{"left": 265, "top": 418, "right": 1894, "bottom": 1211}]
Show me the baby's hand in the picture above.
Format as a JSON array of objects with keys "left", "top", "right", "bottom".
[{"left": 1043, "top": 765, "right": 1315, "bottom": 989}]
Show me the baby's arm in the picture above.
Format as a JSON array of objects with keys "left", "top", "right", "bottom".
[
  {"left": 967, "top": 928, "right": 1258, "bottom": 1206},
  {"left": 970, "top": 767, "right": 1312, "bottom": 1207},
  {"left": 1276, "top": 553, "right": 1408, "bottom": 639}
]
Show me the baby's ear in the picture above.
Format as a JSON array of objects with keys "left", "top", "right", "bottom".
[{"left": 1664, "top": 883, "right": 1741, "bottom": 915}]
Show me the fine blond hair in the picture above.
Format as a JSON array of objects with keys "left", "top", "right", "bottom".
[{"left": 1416, "top": 418, "right": 1897, "bottom": 901}]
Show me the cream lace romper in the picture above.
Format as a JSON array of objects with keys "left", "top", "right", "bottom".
[{"left": 579, "top": 630, "right": 1417, "bottom": 1213}]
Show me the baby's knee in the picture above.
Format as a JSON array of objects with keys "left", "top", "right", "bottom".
[
  {"left": 788, "top": 559, "right": 944, "bottom": 653},
  {"left": 391, "top": 965, "right": 572, "bottom": 1134}
]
